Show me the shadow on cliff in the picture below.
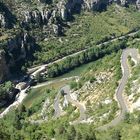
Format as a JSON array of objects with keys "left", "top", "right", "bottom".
[
  {"left": 10, "top": 42, "right": 41, "bottom": 76},
  {"left": 0, "top": 2, "right": 17, "bottom": 28},
  {"left": 7, "top": 34, "right": 41, "bottom": 76},
  {"left": 92, "top": 2, "right": 108, "bottom": 12},
  {"left": 67, "top": 3, "right": 82, "bottom": 22}
]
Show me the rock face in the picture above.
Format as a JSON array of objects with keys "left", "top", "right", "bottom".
[
  {"left": 0, "top": 31, "right": 37, "bottom": 81},
  {"left": 1, "top": 0, "right": 139, "bottom": 32},
  {"left": 6, "top": 32, "right": 36, "bottom": 65},
  {"left": 0, "top": 13, "right": 6, "bottom": 28},
  {"left": 0, "top": 0, "right": 140, "bottom": 83},
  {"left": 21, "top": 8, "right": 63, "bottom": 36},
  {"left": 15, "top": 0, "right": 140, "bottom": 36},
  {"left": 0, "top": 50, "right": 9, "bottom": 83},
  {"left": 0, "top": 2, "right": 16, "bottom": 28},
  {"left": 57, "top": 0, "right": 139, "bottom": 19},
  {"left": 120, "top": 0, "right": 127, "bottom": 6},
  {"left": 136, "top": 0, "right": 140, "bottom": 10}
]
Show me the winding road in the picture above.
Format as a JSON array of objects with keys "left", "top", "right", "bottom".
[
  {"left": 97, "top": 48, "right": 140, "bottom": 130},
  {"left": 0, "top": 29, "right": 140, "bottom": 121},
  {"left": 53, "top": 91, "right": 62, "bottom": 118},
  {"left": 53, "top": 85, "right": 86, "bottom": 122},
  {"left": 61, "top": 85, "right": 86, "bottom": 123},
  {"left": 53, "top": 48, "right": 140, "bottom": 128}
]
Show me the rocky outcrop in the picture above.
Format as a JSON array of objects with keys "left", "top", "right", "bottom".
[
  {"left": 0, "top": 50, "right": 9, "bottom": 83},
  {"left": 1, "top": 0, "right": 139, "bottom": 30},
  {"left": 1, "top": 0, "right": 139, "bottom": 35},
  {"left": 0, "top": 2, "right": 16, "bottom": 28},
  {"left": 22, "top": 8, "right": 53, "bottom": 26},
  {"left": 0, "top": 31, "right": 37, "bottom": 80},
  {"left": 0, "top": 0, "right": 139, "bottom": 83},
  {"left": 136, "top": 0, "right": 140, "bottom": 10},
  {"left": 57, "top": 0, "right": 140, "bottom": 16},
  {"left": 120, "top": 0, "right": 127, "bottom": 6},
  {"left": 7, "top": 32, "right": 35, "bottom": 61},
  {"left": 0, "top": 13, "right": 6, "bottom": 28},
  {"left": 21, "top": 8, "right": 63, "bottom": 36}
]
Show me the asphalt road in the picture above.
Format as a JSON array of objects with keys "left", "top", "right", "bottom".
[
  {"left": 53, "top": 48, "right": 140, "bottom": 127},
  {"left": 0, "top": 29, "right": 139, "bottom": 118},
  {"left": 28, "top": 30, "right": 139, "bottom": 74},
  {"left": 1, "top": 46, "right": 139, "bottom": 131},
  {"left": 60, "top": 85, "right": 86, "bottom": 123},
  {"left": 53, "top": 91, "right": 62, "bottom": 118},
  {"left": 97, "top": 48, "right": 140, "bottom": 130}
]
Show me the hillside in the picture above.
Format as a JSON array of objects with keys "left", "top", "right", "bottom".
[
  {"left": 0, "top": 0, "right": 140, "bottom": 81},
  {"left": 0, "top": 0, "right": 140, "bottom": 140}
]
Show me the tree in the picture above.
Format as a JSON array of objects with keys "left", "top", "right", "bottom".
[
  {"left": 124, "top": 112, "right": 130, "bottom": 123},
  {"left": 79, "top": 53, "right": 85, "bottom": 64},
  {"left": 67, "top": 126, "right": 76, "bottom": 140},
  {"left": 111, "top": 130, "right": 121, "bottom": 140},
  {"left": 75, "top": 132, "right": 82, "bottom": 140},
  {"left": 90, "top": 77, "right": 96, "bottom": 83},
  {"left": 61, "top": 89, "right": 65, "bottom": 96},
  {"left": 36, "top": 74, "right": 43, "bottom": 83},
  {"left": 0, "top": 81, "right": 13, "bottom": 101},
  {"left": 0, "top": 121, "right": 10, "bottom": 140},
  {"left": 137, "top": 113, "right": 140, "bottom": 124},
  {"left": 70, "top": 81, "right": 78, "bottom": 90}
]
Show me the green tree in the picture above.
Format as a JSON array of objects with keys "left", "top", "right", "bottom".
[
  {"left": 67, "top": 126, "right": 76, "bottom": 140},
  {"left": 111, "top": 130, "right": 121, "bottom": 140}
]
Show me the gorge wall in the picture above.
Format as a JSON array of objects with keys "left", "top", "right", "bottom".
[
  {"left": 0, "top": 0, "right": 140, "bottom": 82},
  {"left": 0, "top": 50, "right": 9, "bottom": 83}
]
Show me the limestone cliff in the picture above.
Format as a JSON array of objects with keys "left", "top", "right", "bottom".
[{"left": 0, "top": 0, "right": 140, "bottom": 83}]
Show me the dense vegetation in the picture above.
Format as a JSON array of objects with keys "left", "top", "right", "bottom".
[
  {"left": 47, "top": 40, "right": 126, "bottom": 78},
  {"left": 32, "top": 5, "right": 140, "bottom": 66},
  {"left": 1, "top": 2, "right": 140, "bottom": 140},
  {"left": 2, "top": 38, "right": 137, "bottom": 140},
  {"left": 0, "top": 51, "right": 121, "bottom": 139},
  {"left": 0, "top": 81, "right": 12, "bottom": 98},
  {"left": 1, "top": 97, "right": 140, "bottom": 140}
]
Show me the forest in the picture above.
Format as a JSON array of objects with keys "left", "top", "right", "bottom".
[{"left": 47, "top": 40, "right": 127, "bottom": 78}]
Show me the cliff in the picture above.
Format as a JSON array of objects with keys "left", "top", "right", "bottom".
[
  {"left": 0, "top": 50, "right": 9, "bottom": 83},
  {"left": 0, "top": 0, "right": 140, "bottom": 82}
]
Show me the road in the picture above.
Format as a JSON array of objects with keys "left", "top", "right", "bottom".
[
  {"left": 53, "top": 91, "right": 62, "bottom": 118},
  {"left": 1, "top": 46, "right": 139, "bottom": 130},
  {"left": 58, "top": 85, "right": 86, "bottom": 123},
  {"left": 53, "top": 48, "right": 140, "bottom": 127},
  {"left": 52, "top": 77, "right": 79, "bottom": 118},
  {"left": 97, "top": 48, "right": 140, "bottom": 130},
  {"left": 0, "top": 29, "right": 139, "bottom": 118},
  {"left": 28, "top": 30, "right": 139, "bottom": 74}
]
